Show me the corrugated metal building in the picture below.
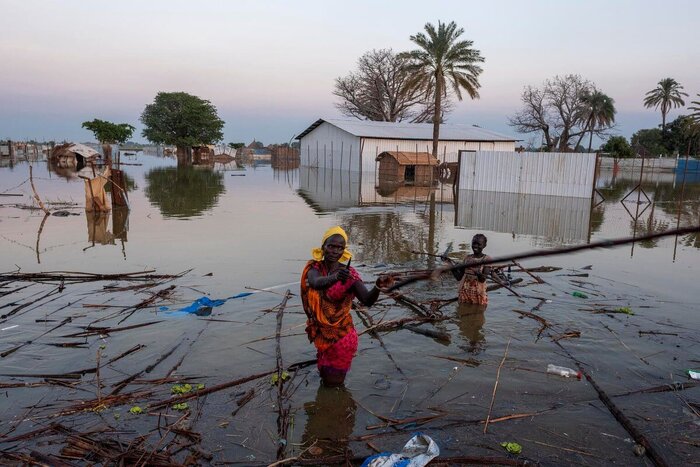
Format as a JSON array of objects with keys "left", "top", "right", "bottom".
[{"left": 296, "top": 118, "right": 518, "bottom": 174}]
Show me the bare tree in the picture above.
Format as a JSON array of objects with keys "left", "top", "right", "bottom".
[
  {"left": 509, "top": 74, "right": 613, "bottom": 151},
  {"left": 334, "top": 49, "right": 449, "bottom": 123}
]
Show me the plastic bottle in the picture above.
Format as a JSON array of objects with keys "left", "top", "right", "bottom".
[
  {"left": 547, "top": 364, "right": 582, "bottom": 379},
  {"left": 572, "top": 291, "right": 588, "bottom": 299}
]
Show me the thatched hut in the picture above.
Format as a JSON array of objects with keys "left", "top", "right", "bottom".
[
  {"left": 376, "top": 151, "right": 439, "bottom": 186},
  {"left": 50, "top": 143, "right": 99, "bottom": 170}
]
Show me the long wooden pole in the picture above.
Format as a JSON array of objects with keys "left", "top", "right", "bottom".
[
  {"left": 387, "top": 225, "right": 700, "bottom": 292},
  {"left": 29, "top": 166, "right": 49, "bottom": 215}
]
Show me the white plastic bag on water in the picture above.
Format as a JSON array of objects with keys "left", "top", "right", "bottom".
[{"left": 361, "top": 433, "right": 439, "bottom": 467}]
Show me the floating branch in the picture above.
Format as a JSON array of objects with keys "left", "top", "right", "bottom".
[{"left": 388, "top": 226, "right": 700, "bottom": 291}]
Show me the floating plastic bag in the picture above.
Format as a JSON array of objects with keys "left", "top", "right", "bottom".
[
  {"left": 361, "top": 433, "right": 439, "bottom": 467},
  {"left": 159, "top": 292, "right": 253, "bottom": 315}
]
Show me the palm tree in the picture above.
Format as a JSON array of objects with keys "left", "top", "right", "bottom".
[
  {"left": 643, "top": 78, "right": 688, "bottom": 138},
  {"left": 401, "top": 21, "right": 484, "bottom": 158},
  {"left": 689, "top": 94, "right": 700, "bottom": 124},
  {"left": 574, "top": 90, "right": 616, "bottom": 151}
]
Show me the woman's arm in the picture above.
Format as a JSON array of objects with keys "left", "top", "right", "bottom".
[
  {"left": 442, "top": 256, "right": 465, "bottom": 281},
  {"left": 352, "top": 275, "right": 393, "bottom": 307},
  {"left": 476, "top": 256, "right": 492, "bottom": 283},
  {"left": 306, "top": 267, "right": 350, "bottom": 290}
]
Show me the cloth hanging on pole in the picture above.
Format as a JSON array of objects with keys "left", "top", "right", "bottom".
[{"left": 84, "top": 166, "right": 111, "bottom": 212}]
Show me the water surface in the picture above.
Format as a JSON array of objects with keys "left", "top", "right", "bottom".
[{"left": 1, "top": 152, "right": 698, "bottom": 465}]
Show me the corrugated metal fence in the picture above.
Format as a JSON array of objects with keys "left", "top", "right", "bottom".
[{"left": 458, "top": 151, "right": 598, "bottom": 198}]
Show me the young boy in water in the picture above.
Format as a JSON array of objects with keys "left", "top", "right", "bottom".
[{"left": 444, "top": 233, "right": 491, "bottom": 305}]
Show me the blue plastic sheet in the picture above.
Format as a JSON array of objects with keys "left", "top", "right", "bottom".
[{"left": 160, "top": 292, "right": 254, "bottom": 316}]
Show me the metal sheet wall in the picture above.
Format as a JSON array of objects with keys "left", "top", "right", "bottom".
[
  {"left": 456, "top": 189, "right": 590, "bottom": 243},
  {"left": 458, "top": 151, "right": 597, "bottom": 198},
  {"left": 299, "top": 122, "right": 361, "bottom": 171},
  {"left": 360, "top": 139, "right": 515, "bottom": 173}
]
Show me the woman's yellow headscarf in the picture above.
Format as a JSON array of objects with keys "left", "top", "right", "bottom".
[{"left": 312, "top": 226, "right": 352, "bottom": 262}]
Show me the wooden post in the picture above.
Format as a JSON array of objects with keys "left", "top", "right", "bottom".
[
  {"left": 110, "top": 169, "right": 129, "bottom": 208},
  {"left": 8, "top": 140, "right": 15, "bottom": 159}
]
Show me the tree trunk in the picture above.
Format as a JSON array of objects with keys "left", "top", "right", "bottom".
[
  {"left": 110, "top": 169, "right": 128, "bottom": 208},
  {"left": 542, "top": 127, "right": 552, "bottom": 151},
  {"left": 176, "top": 146, "right": 191, "bottom": 166},
  {"left": 432, "top": 75, "right": 442, "bottom": 159},
  {"left": 573, "top": 115, "right": 593, "bottom": 151},
  {"left": 588, "top": 130, "right": 594, "bottom": 152},
  {"left": 661, "top": 110, "right": 667, "bottom": 142},
  {"left": 102, "top": 143, "right": 112, "bottom": 167}
]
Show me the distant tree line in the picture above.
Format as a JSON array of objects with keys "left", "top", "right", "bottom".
[{"left": 507, "top": 74, "right": 700, "bottom": 157}]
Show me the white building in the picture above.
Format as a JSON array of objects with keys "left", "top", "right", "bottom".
[{"left": 296, "top": 118, "right": 518, "bottom": 174}]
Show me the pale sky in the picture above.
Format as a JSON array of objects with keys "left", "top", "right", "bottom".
[{"left": 1, "top": 0, "right": 699, "bottom": 145}]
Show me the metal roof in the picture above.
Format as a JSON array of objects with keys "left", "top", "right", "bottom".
[
  {"left": 296, "top": 118, "right": 518, "bottom": 142},
  {"left": 376, "top": 151, "right": 439, "bottom": 166}
]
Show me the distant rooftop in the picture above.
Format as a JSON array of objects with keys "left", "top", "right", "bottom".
[{"left": 296, "top": 118, "right": 518, "bottom": 142}]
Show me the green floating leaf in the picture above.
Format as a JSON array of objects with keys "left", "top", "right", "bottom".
[
  {"left": 129, "top": 406, "right": 143, "bottom": 415},
  {"left": 271, "top": 372, "right": 291, "bottom": 385},
  {"left": 196, "top": 383, "right": 205, "bottom": 390},
  {"left": 171, "top": 383, "right": 193, "bottom": 394},
  {"left": 615, "top": 306, "right": 634, "bottom": 315},
  {"left": 172, "top": 402, "right": 189, "bottom": 411},
  {"left": 501, "top": 442, "right": 522, "bottom": 455}
]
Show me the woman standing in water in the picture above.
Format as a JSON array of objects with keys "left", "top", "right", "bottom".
[
  {"left": 444, "top": 233, "right": 492, "bottom": 305},
  {"left": 443, "top": 233, "right": 492, "bottom": 354},
  {"left": 300, "top": 226, "right": 392, "bottom": 386}
]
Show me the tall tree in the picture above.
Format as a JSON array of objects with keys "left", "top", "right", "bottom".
[
  {"left": 689, "top": 94, "right": 700, "bottom": 124},
  {"left": 334, "top": 49, "right": 444, "bottom": 123},
  {"left": 600, "top": 136, "right": 633, "bottom": 159},
  {"left": 401, "top": 21, "right": 484, "bottom": 158},
  {"left": 573, "top": 90, "right": 616, "bottom": 151},
  {"left": 81, "top": 119, "right": 135, "bottom": 164},
  {"left": 643, "top": 78, "right": 688, "bottom": 138},
  {"left": 140, "top": 92, "right": 224, "bottom": 165},
  {"left": 509, "top": 75, "right": 606, "bottom": 151},
  {"left": 631, "top": 128, "right": 665, "bottom": 156}
]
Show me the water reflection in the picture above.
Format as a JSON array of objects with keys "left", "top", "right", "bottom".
[
  {"left": 298, "top": 166, "right": 454, "bottom": 212},
  {"left": 456, "top": 303, "right": 486, "bottom": 354},
  {"left": 456, "top": 190, "right": 592, "bottom": 245},
  {"left": 85, "top": 208, "right": 130, "bottom": 248},
  {"left": 85, "top": 212, "right": 114, "bottom": 246},
  {"left": 145, "top": 166, "right": 225, "bottom": 218},
  {"left": 597, "top": 169, "right": 700, "bottom": 252},
  {"left": 302, "top": 384, "right": 356, "bottom": 458},
  {"left": 340, "top": 209, "right": 441, "bottom": 264}
]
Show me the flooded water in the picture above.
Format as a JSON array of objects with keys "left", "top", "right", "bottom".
[{"left": 1, "top": 151, "right": 699, "bottom": 465}]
